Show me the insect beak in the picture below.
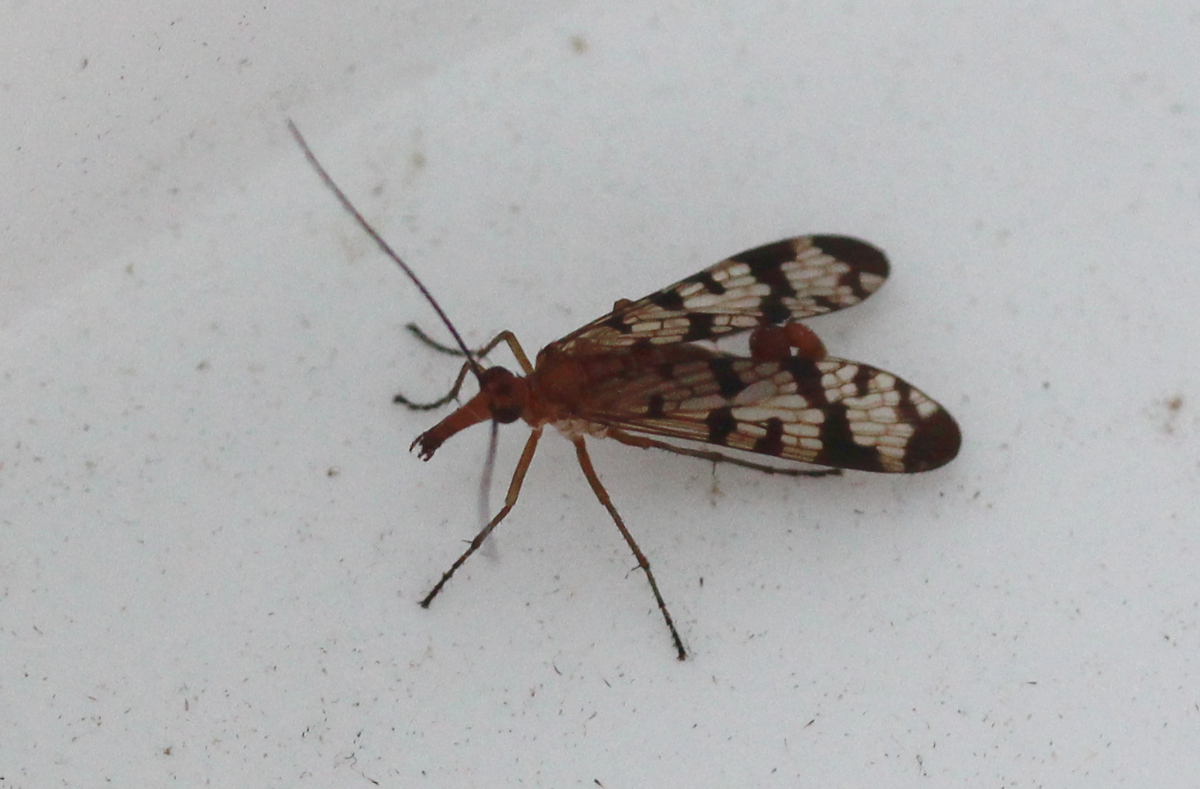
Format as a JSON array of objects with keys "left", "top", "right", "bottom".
[{"left": 410, "top": 389, "right": 494, "bottom": 461}]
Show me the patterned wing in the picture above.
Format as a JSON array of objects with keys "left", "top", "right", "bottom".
[
  {"left": 575, "top": 350, "right": 960, "bottom": 473},
  {"left": 553, "top": 235, "right": 889, "bottom": 354}
]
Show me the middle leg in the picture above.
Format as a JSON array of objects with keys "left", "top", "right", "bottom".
[{"left": 572, "top": 436, "right": 687, "bottom": 661}]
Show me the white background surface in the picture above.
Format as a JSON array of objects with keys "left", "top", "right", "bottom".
[{"left": 3, "top": 1, "right": 1199, "bottom": 786}]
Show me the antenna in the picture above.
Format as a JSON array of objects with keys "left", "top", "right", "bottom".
[{"left": 287, "top": 120, "right": 483, "bottom": 378}]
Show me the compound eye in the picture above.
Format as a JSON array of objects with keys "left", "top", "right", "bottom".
[
  {"left": 491, "top": 404, "right": 523, "bottom": 424},
  {"left": 480, "top": 366, "right": 526, "bottom": 424}
]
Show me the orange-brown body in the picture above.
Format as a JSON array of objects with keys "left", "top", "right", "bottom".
[{"left": 414, "top": 322, "right": 822, "bottom": 460}]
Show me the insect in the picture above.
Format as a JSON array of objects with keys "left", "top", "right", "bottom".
[{"left": 289, "top": 121, "right": 961, "bottom": 660}]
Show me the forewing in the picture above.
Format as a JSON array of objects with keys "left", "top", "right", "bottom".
[
  {"left": 554, "top": 235, "right": 889, "bottom": 353},
  {"left": 578, "top": 352, "right": 960, "bottom": 473}
]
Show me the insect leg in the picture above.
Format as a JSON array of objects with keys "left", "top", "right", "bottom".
[
  {"left": 395, "top": 329, "right": 534, "bottom": 409},
  {"left": 419, "top": 426, "right": 543, "bottom": 607},
  {"left": 605, "top": 428, "right": 841, "bottom": 478},
  {"left": 572, "top": 436, "right": 687, "bottom": 661},
  {"left": 406, "top": 324, "right": 534, "bottom": 374},
  {"left": 394, "top": 359, "right": 474, "bottom": 410}
]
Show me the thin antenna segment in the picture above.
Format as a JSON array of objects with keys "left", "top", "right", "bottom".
[{"left": 287, "top": 119, "right": 482, "bottom": 377}]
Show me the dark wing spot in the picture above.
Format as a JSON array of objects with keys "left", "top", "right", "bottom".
[
  {"left": 781, "top": 357, "right": 883, "bottom": 471},
  {"left": 705, "top": 407, "right": 737, "bottom": 445},
  {"left": 809, "top": 236, "right": 889, "bottom": 278},
  {"left": 727, "top": 239, "right": 802, "bottom": 327},
  {"left": 782, "top": 357, "right": 827, "bottom": 404},
  {"left": 681, "top": 312, "right": 717, "bottom": 342},
  {"left": 708, "top": 357, "right": 745, "bottom": 398},
  {"left": 814, "top": 404, "right": 885, "bottom": 472},
  {"left": 894, "top": 380, "right": 920, "bottom": 423},
  {"left": 645, "top": 393, "right": 666, "bottom": 419},
  {"left": 729, "top": 240, "right": 798, "bottom": 298},
  {"left": 650, "top": 288, "right": 685, "bottom": 310},
  {"left": 729, "top": 239, "right": 796, "bottom": 271},
  {"left": 904, "top": 407, "right": 961, "bottom": 472},
  {"left": 851, "top": 365, "right": 875, "bottom": 397},
  {"left": 603, "top": 313, "right": 633, "bottom": 333},
  {"left": 761, "top": 299, "right": 790, "bottom": 324},
  {"left": 753, "top": 417, "right": 785, "bottom": 457},
  {"left": 685, "top": 270, "right": 726, "bottom": 295},
  {"left": 806, "top": 295, "right": 841, "bottom": 313}
]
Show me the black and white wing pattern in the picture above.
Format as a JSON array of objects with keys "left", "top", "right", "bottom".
[
  {"left": 575, "top": 351, "right": 960, "bottom": 473},
  {"left": 553, "top": 235, "right": 889, "bottom": 354}
]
